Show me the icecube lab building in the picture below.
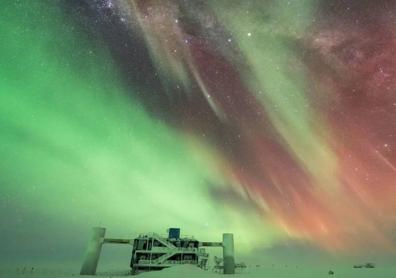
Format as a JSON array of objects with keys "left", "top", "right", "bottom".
[{"left": 80, "top": 227, "right": 235, "bottom": 275}]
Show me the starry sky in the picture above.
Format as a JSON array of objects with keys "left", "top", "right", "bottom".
[{"left": 1, "top": 0, "right": 396, "bottom": 267}]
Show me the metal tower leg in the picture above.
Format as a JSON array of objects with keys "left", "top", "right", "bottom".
[
  {"left": 80, "top": 227, "right": 106, "bottom": 275},
  {"left": 222, "top": 233, "right": 235, "bottom": 274}
]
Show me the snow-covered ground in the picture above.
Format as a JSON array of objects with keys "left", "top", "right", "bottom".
[{"left": 1, "top": 264, "right": 395, "bottom": 278}]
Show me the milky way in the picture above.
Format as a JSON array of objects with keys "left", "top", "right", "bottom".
[{"left": 2, "top": 0, "right": 396, "bottom": 263}]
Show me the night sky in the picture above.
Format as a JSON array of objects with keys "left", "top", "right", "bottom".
[{"left": 1, "top": 0, "right": 396, "bottom": 268}]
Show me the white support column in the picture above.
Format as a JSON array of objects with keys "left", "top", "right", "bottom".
[
  {"left": 222, "top": 233, "right": 235, "bottom": 274},
  {"left": 80, "top": 227, "right": 106, "bottom": 275}
]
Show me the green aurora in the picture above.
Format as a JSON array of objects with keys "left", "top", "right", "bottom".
[{"left": 0, "top": 0, "right": 280, "bottom": 266}]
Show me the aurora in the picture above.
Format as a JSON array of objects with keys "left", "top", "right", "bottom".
[{"left": 1, "top": 0, "right": 396, "bottom": 269}]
